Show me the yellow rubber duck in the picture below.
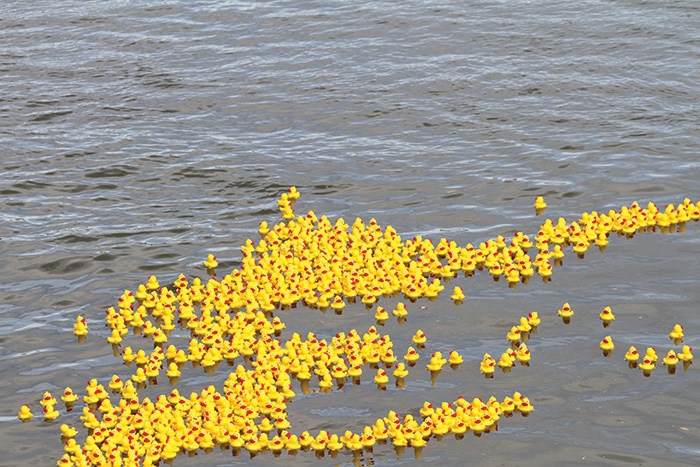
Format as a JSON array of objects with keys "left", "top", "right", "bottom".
[
  {"left": 498, "top": 349, "right": 516, "bottom": 372},
  {"left": 517, "top": 316, "right": 532, "bottom": 334},
  {"left": 448, "top": 350, "right": 463, "bottom": 369},
  {"left": 40, "top": 391, "right": 57, "bottom": 408},
  {"left": 663, "top": 349, "right": 679, "bottom": 374},
  {"left": 43, "top": 405, "right": 60, "bottom": 422},
  {"left": 516, "top": 343, "right": 531, "bottom": 366},
  {"left": 678, "top": 345, "right": 693, "bottom": 362},
  {"left": 59, "top": 424, "right": 78, "bottom": 439},
  {"left": 669, "top": 324, "right": 684, "bottom": 343},
  {"left": 599, "top": 336, "right": 614, "bottom": 357},
  {"left": 599, "top": 306, "right": 615, "bottom": 328},
  {"left": 557, "top": 302, "right": 574, "bottom": 324},
  {"left": 506, "top": 326, "right": 521, "bottom": 345},
  {"left": 450, "top": 286, "right": 465, "bottom": 304},
  {"left": 639, "top": 357, "right": 655, "bottom": 377},
  {"left": 644, "top": 347, "right": 659, "bottom": 363},
  {"left": 203, "top": 254, "right": 218, "bottom": 269},
  {"left": 73, "top": 315, "right": 88, "bottom": 342},
  {"left": 527, "top": 311, "right": 541, "bottom": 328},
  {"left": 145, "top": 275, "right": 159, "bottom": 291},
  {"left": 534, "top": 196, "right": 547, "bottom": 212},
  {"left": 625, "top": 346, "right": 640, "bottom": 369},
  {"left": 17, "top": 404, "right": 33, "bottom": 422},
  {"left": 480, "top": 353, "right": 496, "bottom": 378},
  {"left": 412, "top": 330, "right": 427, "bottom": 349},
  {"left": 60, "top": 387, "right": 78, "bottom": 410}
]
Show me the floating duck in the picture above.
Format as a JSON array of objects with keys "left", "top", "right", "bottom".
[
  {"left": 506, "top": 326, "right": 521, "bottom": 346},
  {"left": 670, "top": 324, "right": 684, "bottom": 345},
  {"left": 644, "top": 347, "right": 659, "bottom": 363},
  {"left": 448, "top": 350, "right": 463, "bottom": 370},
  {"left": 393, "top": 363, "right": 409, "bottom": 388},
  {"left": 599, "top": 306, "right": 615, "bottom": 328},
  {"left": 450, "top": 286, "right": 465, "bottom": 304},
  {"left": 527, "top": 311, "right": 541, "bottom": 330},
  {"left": 639, "top": 357, "right": 655, "bottom": 377},
  {"left": 40, "top": 391, "right": 57, "bottom": 408},
  {"left": 516, "top": 343, "right": 531, "bottom": 366},
  {"left": 203, "top": 254, "right": 218, "bottom": 269},
  {"left": 59, "top": 424, "right": 77, "bottom": 439},
  {"left": 43, "top": 405, "right": 60, "bottom": 422},
  {"left": 60, "top": 388, "right": 78, "bottom": 411},
  {"left": 625, "top": 346, "right": 640, "bottom": 369},
  {"left": 557, "top": 302, "right": 574, "bottom": 324},
  {"left": 534, "top": 196, "right": 547, "bottom": 214},
  {"left": 663, "top": 350, "right": 679, "bottom": 375},
  {"left": 678, "top": 345, "right": 693, "bottom": 373},
  {"left": 480, "top": 353, "right": 496, "bottom": 378},
  {"left": 412, "top": 330, "right": 427, "bottom": 349},
  {"left": 404, "top": 346, "right": 420, "bottom": 367},
  {"left": 17, "top": 404, "right": 33, "bottom": 422},
  {"left": 145, "top": 275, "right": 159, "bottom": 291},
  {"left": 73, "top": 315, "right": 88, "bottom": 342},
  {"left": 498, "top": 350, "right": 516, "bottom": 373},
  {"left": 599, "top": 336, "right": 614, "bottom": 357}
]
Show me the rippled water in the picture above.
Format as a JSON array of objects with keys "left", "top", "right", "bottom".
[{"left": 2, "top": 0, "right": 700, "bottom": 466}]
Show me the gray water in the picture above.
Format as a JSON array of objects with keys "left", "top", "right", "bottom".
[{"left": 2, "top": 0, "right": 700, "bottom": 466}]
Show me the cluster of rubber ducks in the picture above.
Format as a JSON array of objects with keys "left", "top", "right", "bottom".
[
  {"left": 18, "top": 189, "right": 700, "bottom": 466},
  {"left": 621, "top": 324, "right": 694, "bottom": 376}
]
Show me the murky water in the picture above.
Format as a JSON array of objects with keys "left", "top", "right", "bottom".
[{"left": 2, "top": 0, "right": 700, "bottom": 466}]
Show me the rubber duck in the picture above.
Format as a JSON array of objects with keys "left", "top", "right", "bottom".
[
  {"left": 514, "top": 317, "right": 532, "bottom": 338},
  {"left": 678, "top": 345, "right": 693, "bottom": 362},
  {"left": 392, "top": 302, "right": 408, "bottom": 323},
  {"left": 40, "top": 391, "right": 57, "bottom": 407},
  {"left": 516, "top": 343, "right": 531, "bottom": 366},
  {"left": 599, "top": 336, "right": 614, "bottom": 357},
  {"left": 498, "top": 349, "right": 516, "bottom": 373},
  {"left": 17, "top": 404, "right": 33, "bottom": 422},
  {"left": 517, "top": 397, "right": 535, "bottom": 417},
  {"left": 43, "top": 404, "right": 60, "bottom": 422},
  {"left": 599, "top": 306, "right": 615, "bottom": 328},
  {"left": 644, "top": 347, "right": 659, "bottom": 363},
  {"left": 393, "top": 363, "right": 409, "bottom": 388},
  {"left": 374, "top": 369, "right": 389, "bottom": 391},
  {"left": 61, "top": 388, "right": 78, "bottom": 411},
  {"left": 375, "top": 306, "right": 389, "bottom": 323},
  {"left": 670, "top": 324, "right": 684, "bottom": 345},
  {"left": 287, "top": 186, "right": 301, "bottom": 201},
  {"left": 506, "top": 326, "right": 521, "bottom": 346},
  {"left": 73, "top": 315, "right": 88, "bottom": 342},
  {"left": 448, "top": 350, "right": 463, "bottom": 370},
  {"left": 624, "top": 346, "right": 640, "bottom": 369},
  {"left": 663, "top": 349, "right": 679, "bottom": 375},
  {"left": 450, "top": 286, "right": 465, "bottom": 304},
  {"left": 557, "top": 302, "right": 574, "bottom": 324},
  {"left": 146, "top": 275, "right": 160, "bottom": 291},
  {"left": 203, "top": 254, "right": 218, "bottom": 269},
  {"left": 108, "top": 375, "right": 123, "bottom": 394},
  {"left": 534, "top": 196, "right": 547, "bottom": 214},
  {"left": 404, "top": 346, "right": 420, "bottom": 367},
  {"left": 412, "top": 330, "right": 427, "bottom": 349},
  {"left": 480, "top": 353, "right": 496, "bottom": 378},
  {"left": 639, "top": 357, "right": 655, "bottom": 377},
  {"left": 527, "top": 311, "right": 541, "bottom": 331},
  {"left": 60, "top": 423, "right": 78, "bottom": 439},
  {"left": 595, "top": 233, "right": 609, "bottom": 252}
]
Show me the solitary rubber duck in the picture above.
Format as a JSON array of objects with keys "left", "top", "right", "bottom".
[
  {"left": 557, "top": 302, "right": 574, "bottom": 324},
  {"left": 17, "top": 404, "right": 33, "bottom": 422},
  {"left": 669, "top": 324, "right": 684, "bottom": 345},
  {"left": 534, "top": 196, "right": 547, "bottom": 215},
  {"left": 599, "top": 306, "right": 615, "bottom": 328},
  {"left": 203, "top": 254, "right": 218, "bottom": 269},
  {"left": 599, "top": 336, "right": 614, "bottom": 357},
  {"left": 639, "top": 357, "right": 655, "bottom": 377},
  {"left": 448, "top": 350, "right": 463, "bottom": 370}
]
